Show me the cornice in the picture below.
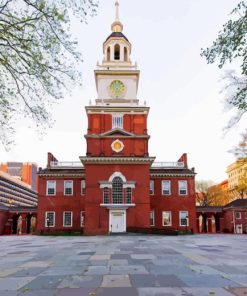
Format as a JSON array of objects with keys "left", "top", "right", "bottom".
[
  {"left": 85, "top": 106, "right": 149, "bottom": 114},
  {"left": 85, "top": 134, "right": 150, "bottom": 139},
  {"left": 150, "top": 173, "right": 195, "bottom": 177},
  {"left": 38, "top": 173, "right": 85, "bottom": 178},
  {"left": 79, "top": 156, "right": 155, "bottom": 165}
]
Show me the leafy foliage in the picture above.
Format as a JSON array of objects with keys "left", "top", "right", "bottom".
[
  {"left": 201, "top": 1, "right": 247, "bottom": 126},
  {"left": 0, "top": 0, "right": 98, "bottom": 149}
]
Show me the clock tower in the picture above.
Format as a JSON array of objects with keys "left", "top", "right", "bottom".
[{"left": 80, "top": 1, "right": 155, "bottom": 235}]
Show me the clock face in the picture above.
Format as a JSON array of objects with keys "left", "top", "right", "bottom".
[{"left": 109, "top": 80, "right": 125, "bottom": 97}]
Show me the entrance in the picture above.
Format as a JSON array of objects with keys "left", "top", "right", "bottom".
[
  {"left": 236, "top": 224, "right": 243, "bottom": 234},
  {"left": 109, "top": 210, "right": 126, "bottom": 233}
]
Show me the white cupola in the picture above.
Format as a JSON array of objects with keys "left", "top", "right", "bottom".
[{"left": 101, "top": 1, "right": 132, "bottom": 68}]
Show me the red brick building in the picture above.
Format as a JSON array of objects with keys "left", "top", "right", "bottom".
[{"left": 37, "top": 2, "right": 197, "bottom": 235}]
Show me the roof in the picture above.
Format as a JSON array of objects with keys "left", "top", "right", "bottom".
[
  {"left": 224, "top": 199, "right": 247, "bottom": 209},
  {"left": 105, "top": 32, "right": 129, "bottom": 43},
  {"left": 196, "top": 206, "right": 223, "bottom": 213}
]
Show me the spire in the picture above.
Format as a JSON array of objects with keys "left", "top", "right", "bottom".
[
  {"left": 111, "top": 0, "right": 123, "bottom": 32},
  {"left": 115, "top": 1, "right": 119, "bottom": 20}
]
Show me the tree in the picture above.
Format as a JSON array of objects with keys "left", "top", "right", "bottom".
[
  {"left": 196, "top": 180, "right": 231, "bottom": 206},
  {"left": 0, "top": 0, "right": 98, "bottom": 149},
  {"left": 201, "top": 1, "right": 247, "bottom": 128},
  {"left": 230, "top": 129, "right": 247, "bottom": 158},
  {"left": 195, "top": 180, "right": 214, "bottom": 206}
]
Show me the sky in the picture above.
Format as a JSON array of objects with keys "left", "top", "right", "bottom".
[{"left": 1, "top": 0, "right": 246, "bottom": 183}]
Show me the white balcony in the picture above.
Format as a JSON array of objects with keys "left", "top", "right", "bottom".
[
  {"left": 152, "top": 162, "right": 184, "bottom": 168},
  {"left": 50, "top": 161, "right": 83, "bottom": 168}
]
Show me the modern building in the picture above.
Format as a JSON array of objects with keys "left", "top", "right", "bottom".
[
  {"left": 37, "top": 2, "right": 197, "bottom": 235},
  {"left": 0, "top": 171, "right": 37, "bottom": 235},
  {"left": 0, "top": 162, "right": 38, "bottom": 191},
  {"left": 226, "top": 158, "right": 247, "bottom": 199}
]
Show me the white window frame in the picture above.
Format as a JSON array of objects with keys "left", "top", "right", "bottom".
[
  {"left": 63, "top": 211, "right": 73, "bottom": 227},
  {"left": 81, "top": 180, "right": 86, "bottom": 196},
  {"left": 80, "top": 211, "right": 85, "bottom": 227},
  {"left": 112, "top": 114, "right": 123, "bottom": 129},
  {"left": 46, "top": 181, "right": 56, "bottom": 196},
  {"left": 64, "top": 180, "right": 73, "bottom": 196},
  {"left": 45, "top": 211, "right": 55, "bottom": 227},
  {"left": 180, "top": 211, "right": 189, "bottom": 227},
  {"left": 235, "top": 212, "right": 241, "bottom": 219},
  {"left": 103, "top": 187, "right": 110, "bottom": 204},
  {"left": 150, "top": 210, "right": 155, "bottom": 226},
  {"left": 178, "top": 180, "right": 188, "bottom": 196},
  {"left": 126, "top": 187, "right": 132, "bottom": 204},
  {"left": 162, "top": 180, "right": 171, "bottom": 196},
  {"left": 162, "top": 211, "right": 172, "bottom": 226},
  {"left": 150, "top": 180, "right": 154, "bottom": 195}
]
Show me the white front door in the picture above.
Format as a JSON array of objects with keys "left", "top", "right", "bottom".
[
  {"left": 110, "top": 210, "right": 126, "bottom": 233},
  {"left": 236, "top": 224, "right": 243, "bottom": 234}
]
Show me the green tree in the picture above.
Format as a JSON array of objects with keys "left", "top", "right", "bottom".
[
  {"left": 201, "top": 1, "right": 247, "bottom": 128},
  {"left": 0, "top": 0, "right": 98, "bottom": 148}
]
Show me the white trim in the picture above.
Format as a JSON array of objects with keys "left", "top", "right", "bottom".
[
  {"left": 150, "top": 180, "right": 154, "bottom": 195},
  {"left": 162, "top": 180, "right": 171, "bottom": 196},
  {"left": 162, "top": 211, "right": 172, "bottom": 226},
  {"left": 178, "top": 180, "right": 188, "bottom": 196},
  {"left": 179, "top": 211, "right": 189, "bottom": 227},
  {"left": 235, "top": 212, "right": 241, "bottom": 219},
  {"left": 109, "top": 172, "right": 127, "bottom": 183},
  {"left": 80, "top": 211, "right": 85, "bottom": 227},
  {"left": 81, "top": 180, "right": 86, "bottom": 195},
  {"left": 109, "top": 209, "right": 126, "bottom": 233},
  {"left": 63, "top": 211, "right": 73, "bottom": 227},
  {"left": 150, "top": 210, "right": 155, "bottom": 226},
  {"left": 45, "top": 211, "right": 55, "bottom": 227},
  {"left": 64, "top": 180, "right": 73, "bottom": 196},
  {"left": 46, "top": 180, "right": 56, "bottom": 196}
]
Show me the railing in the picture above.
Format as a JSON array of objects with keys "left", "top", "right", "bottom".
[
  {"left": 50, "top": 161, "right": 83, "bottom": 168},
  {"left": 152, "top": 162, "right": 184, "bottom": 168}
]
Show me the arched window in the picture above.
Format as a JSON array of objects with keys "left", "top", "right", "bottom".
[
  {"left": 107, "top": 46, "right": 110, "bottom": 61},
  {"left": 112, "top": 177, "right": 123, "bottom": 204},
  {"left": 114, "top": 44, "right": 120, "bottom": 60},
  {"left": 124, "top": 47, "right": 128, "bottom": 61}
]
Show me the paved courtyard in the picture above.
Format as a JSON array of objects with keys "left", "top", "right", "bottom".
[{"left": 0, "top": 234, "right": 247, "bottom": 296}]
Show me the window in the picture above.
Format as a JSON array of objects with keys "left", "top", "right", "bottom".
[
  {"left": 150, "top": 180, "right": 154, "bottom": 195},
  {"left": 150, "top": 210, "right": 155, "bottom": 226},
  {"left": 103, "top": 187, "right": 110, "bottom": 204},
  {"left": 162, "top": 211, "right": 172, "bottom": 226},
  {"left": 46, "top": 181, "right": 56, "bottom": 196},
  {"left": 64, "top": 181, "right": 73, "bottom": 196},
  {"left": 80, "top": 211, "right": 85, "bottom": 227},
  {"left": 107, "top": 46, "right": 110, "bottom": 61},
  {"left": 45, "top": 212, "right": 55, "bottom": 227},
  {"left": 162, "top": 180, "right": 171, "bottom": 195},
  {"left": 179, "top": 180, "right": 188, "bottom": 195},
  {"left": 180, "top": 211, "right": 189, "bottom": 226},
  {"left": 112, "top": 114, "right": 123, "bottom": 129},
  {"left": 112, "top": 177, "right": 123, "bottom": 204},
  {"left": 124, "top": 47, "right": 128, "bottom": 61},
  {"left": 235, "top": 212, "right": 241, "bottom": 219},
  {"left": 63, "top": 211, "right": 72, "bottom": 227},
  {"left": 114, "top": 44, "right": 120, "bottom": 60},
  {"left": 81, "top": 180, "right": 86, "bottom": 195},
  {"left": 126, "top": 187, "right": 132, "bottom": 204}
]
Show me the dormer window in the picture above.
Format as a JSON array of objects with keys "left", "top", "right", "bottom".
[
  {"left": 114, "top": 44, "right": 120, "bottom": 60},
  {"left": 112, "top": 114, "right": 123, "bottom": 129}
]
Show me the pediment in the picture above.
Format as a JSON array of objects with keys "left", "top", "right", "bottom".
[{"left": 100, "top": 128, "right": 135, "bottom": 137}]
